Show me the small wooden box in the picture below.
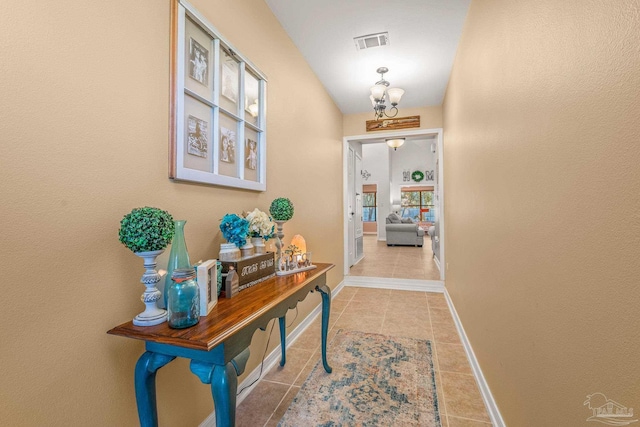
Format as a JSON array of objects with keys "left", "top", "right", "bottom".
[{"left": 220, "top": 252, "right": 275, "bottom": 298}]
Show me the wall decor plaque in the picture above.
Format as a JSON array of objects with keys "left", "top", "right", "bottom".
[{"left": 366, "top": 115, "right": 420, "bottom": 132}]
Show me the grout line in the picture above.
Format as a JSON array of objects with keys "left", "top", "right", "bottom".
[
  {"left": 438, "top": 369, "right": 475, "bottom": 376},
  {"left": 447, "top": 414, "right": 493, "bottom": 424},
  {"left": 261, "top": 379, "right": 296, "bottom": 386},
  {"left": 262, "top": 383, "right": 296, "bottom": 427}
]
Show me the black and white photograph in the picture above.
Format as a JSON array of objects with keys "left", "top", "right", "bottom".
[
  {"left": 188, "top": 38, "right": 208, "bottom": 86},
  {"left": 221, "top": 55, "right": 238, "bottom": 102},
  {"left": 220, "top": 126, "right": 236, "bottom": 163},
  {"left": 187, "top": 115, "right": 208, "bottom": 158},
  {"left": 245, "top": 138, "right": 257, "bottom": 170}
]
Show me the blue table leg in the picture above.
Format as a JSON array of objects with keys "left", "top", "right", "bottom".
[
  {"left": 211, "top": 363, "right": 238, "bottom": 427},
  {"left": 279, "top": 316, "right": 286, "bottom": 367},
  {"left": 315, "top": 284, "right": 333, "bottom": 373},
  {"left": 134, "top": 351, "right": 176, "bottom": 427},
  {"left": 190, "top": 348, "right": 250, "bottom": 427}
]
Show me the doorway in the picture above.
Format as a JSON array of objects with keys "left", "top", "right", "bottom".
[{"left": 342, "top": 128, "right": 445, "bottom": 282}]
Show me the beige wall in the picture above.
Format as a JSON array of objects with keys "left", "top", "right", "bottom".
[
  {"left": 0, "top": 1, "right": 343, "bottom": 426},
  {"left": 443, "top": 1, "right": 640, "bottom": 425},
  {"left": 343, "top": 105, "right": 442, "bottom": 136}
]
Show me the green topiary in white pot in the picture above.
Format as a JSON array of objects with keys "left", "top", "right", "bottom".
[
  {"left": 269, "top": 198, "right": 295, "bottom": 271},
  {"left": 118, "top": 207, "right": 175, "bottom": 326},
  {"left": 119, "top": 206, "right": 175, "bottom": 253}
]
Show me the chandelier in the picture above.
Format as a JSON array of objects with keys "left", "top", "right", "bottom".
[{"left": 369, "top": 67, "right": 404, "bottom": 120}]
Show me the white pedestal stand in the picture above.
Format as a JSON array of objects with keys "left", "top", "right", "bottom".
[
  {"left": 274, "top": 220, "right": 286, "bottom": 271},
  {"left": 133, "top": 250, "right": 168, "bottom": 326}
]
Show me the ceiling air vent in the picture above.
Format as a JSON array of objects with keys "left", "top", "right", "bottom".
[{"left": 354, "top": 32, "right": 389, "bottom": 50}]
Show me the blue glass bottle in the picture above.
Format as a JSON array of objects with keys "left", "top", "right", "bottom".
[
  {"left": 167, "top": 268, "right": 200, "bottom": 329},
  {"left": 164, "top": 220, "right": 191, "bottom": 308}
]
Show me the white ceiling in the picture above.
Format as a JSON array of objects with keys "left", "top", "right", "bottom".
[{"left": 265, "top": 0, "right": 471, "bottom": 115}]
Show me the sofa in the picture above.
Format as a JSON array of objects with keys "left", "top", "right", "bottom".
[{"left": 385, "top": 213, "right": 425, "bottom": 247}]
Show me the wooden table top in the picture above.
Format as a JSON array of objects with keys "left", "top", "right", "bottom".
[{"left": 108, "top": 263, "right": 334, "bottom": 351}]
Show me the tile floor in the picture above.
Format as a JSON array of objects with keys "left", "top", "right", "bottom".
[
  {"left": 235, "top": 287, "right": 492, "bottom": 427},
  {"left": 349, "top": 234, "right": 441, "bottom": 281}
]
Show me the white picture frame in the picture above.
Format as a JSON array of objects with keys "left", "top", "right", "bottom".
[
  {"left": 196, "top": 259, "right": 218, "bottom": 316},
  {"left": 169, "top": 0, "right": 267, "bottom": 191}
]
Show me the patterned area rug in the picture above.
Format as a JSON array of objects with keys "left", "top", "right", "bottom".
[{"left": 278, "top": 330, "right": 441, "bottom": 427}]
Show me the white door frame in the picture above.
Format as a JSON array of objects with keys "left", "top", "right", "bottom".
[
  {"left": 347, "top": 145, "right": 355, "bottom": 266},
  {"left": 343, "top": 128, "right": 445, "bottom": 280}
]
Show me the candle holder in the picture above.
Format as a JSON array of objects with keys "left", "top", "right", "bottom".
[
  {"left": 275, "top": 234, "right": 316, "bottom": 276},
  {"left": 274, "top": 220, "right": 286, "bottom": 271},
  {"left": 133, "top": 250, "right": 168, "bottom": 326}
]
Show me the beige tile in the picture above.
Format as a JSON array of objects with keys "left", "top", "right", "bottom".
[
  {"left": 430, "top": 307, "right": 454, "bottom": 324},
  {"left": 441, "top": 372, "right": 491, "bottom": 422},
  {"left": 236, "top": 380, "right": 290, "bottom": 427},
  {"left": 332, "top": 313, "right": 383, "bottom": 334},
  {"left": 387, "top": 298, "right": 430, "bottom": 313},
  {"left": 386, "top": 306, "right": 431, "bottom": 322},
  {"left": 436, "top": 343, "right": 472, "bottom": 374},
  {"left": 358, "top": 270, "right": 393, "bottom": 279},
  {"left": 263, "top": 347, "right": 314, "bottom": 385},
  {"left": 343, "top": 298, "right": 388, "bottom": 315},
  {"left": 351, "top": 287, "right": 391, "bottom": 299},
  {"left": 432, "top": 322, "right": 462, "bottom": 344},
  {"left": 380, "top": 316, "right": 433, "bottom": 340},
  {"left": 447, "top": 416, "right": 493, "bottom": 427},
  {"left": 265, "top": 386, "right": 300, "bottom": 427},
  {"left": 334, "top": 286, "right": 357, "bottom": 299},
  {"left": 330, "top": 300, "right": 348, "bottom": 316},
  {"left": 289, "top": 326, "right": 320, "bottom": 351},
  {"left": 387, "top": 290, "right": 428, "bottom": 302},
  {"left": 393, "top": 267, "right": 427, "bottom": 279},
  {"left": 294, "top": 350, "right": 322, "bottom": 386},
  {"left": 427, "top": 294, "right": 449, "bottom": 309}
]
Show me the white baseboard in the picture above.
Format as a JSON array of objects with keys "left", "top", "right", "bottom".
[
  {"left": 433, "top": 255, "right": 441, "bottom": 271},
  {"left": 444, "top": 289, "right": 505, "bottom": 427},
  {"left": 199, "top": 281, "right": 346, "bottom": 427},
  {"left": 344, "top": 275, "right": 444, "bottom": 293}
]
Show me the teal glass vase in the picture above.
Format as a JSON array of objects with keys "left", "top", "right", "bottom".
[{"left": 164, "top": 220, "right": 191, "bottom": 308}]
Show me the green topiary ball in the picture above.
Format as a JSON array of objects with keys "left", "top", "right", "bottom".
[
  {"left": 269, "top": 197, "right": 294, "bottom": 221},
  {"left": 118, "top": 207, "right": 175, "bottom": 253}
]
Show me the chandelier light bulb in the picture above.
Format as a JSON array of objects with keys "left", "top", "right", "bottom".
[
  {"left": 386, "top": 88, "right": 404, "bottom": 106},
  {"left": 370, "top": 84, "right": 386, "bottom": 102}
]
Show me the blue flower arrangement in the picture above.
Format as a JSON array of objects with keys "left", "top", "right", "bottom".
[{"left": 219, "top": 213, "right": 250, "bottom": 248}]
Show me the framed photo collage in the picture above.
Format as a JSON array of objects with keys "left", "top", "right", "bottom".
[{"left": 169, "top": 0, "right": 267, "bottom": 191}]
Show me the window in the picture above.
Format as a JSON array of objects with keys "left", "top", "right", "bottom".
[
  {"left": 169, "top": 1, "right": 267, "bottom": 191},
  {"left": 363, "top": 191, "right": 377, "bottom": 222},
  {"left": 401, "top": 186, "right": 434, "bottom": 223}
]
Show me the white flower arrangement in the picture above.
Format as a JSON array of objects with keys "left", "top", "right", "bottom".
[{"left": 245, "top": 208, "right": 276, "bottom": 240}]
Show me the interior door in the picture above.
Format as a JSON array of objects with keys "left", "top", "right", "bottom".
[
  {"left": 347, "top": 147, "right": 355, "bottom": 266},
  {"left": 354, "top": 153, "right": 363, "bottom": 259}
]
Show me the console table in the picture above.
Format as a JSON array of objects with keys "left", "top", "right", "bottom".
[{"left": 108, "top": 263, "right": 334, "bottom": 427}]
